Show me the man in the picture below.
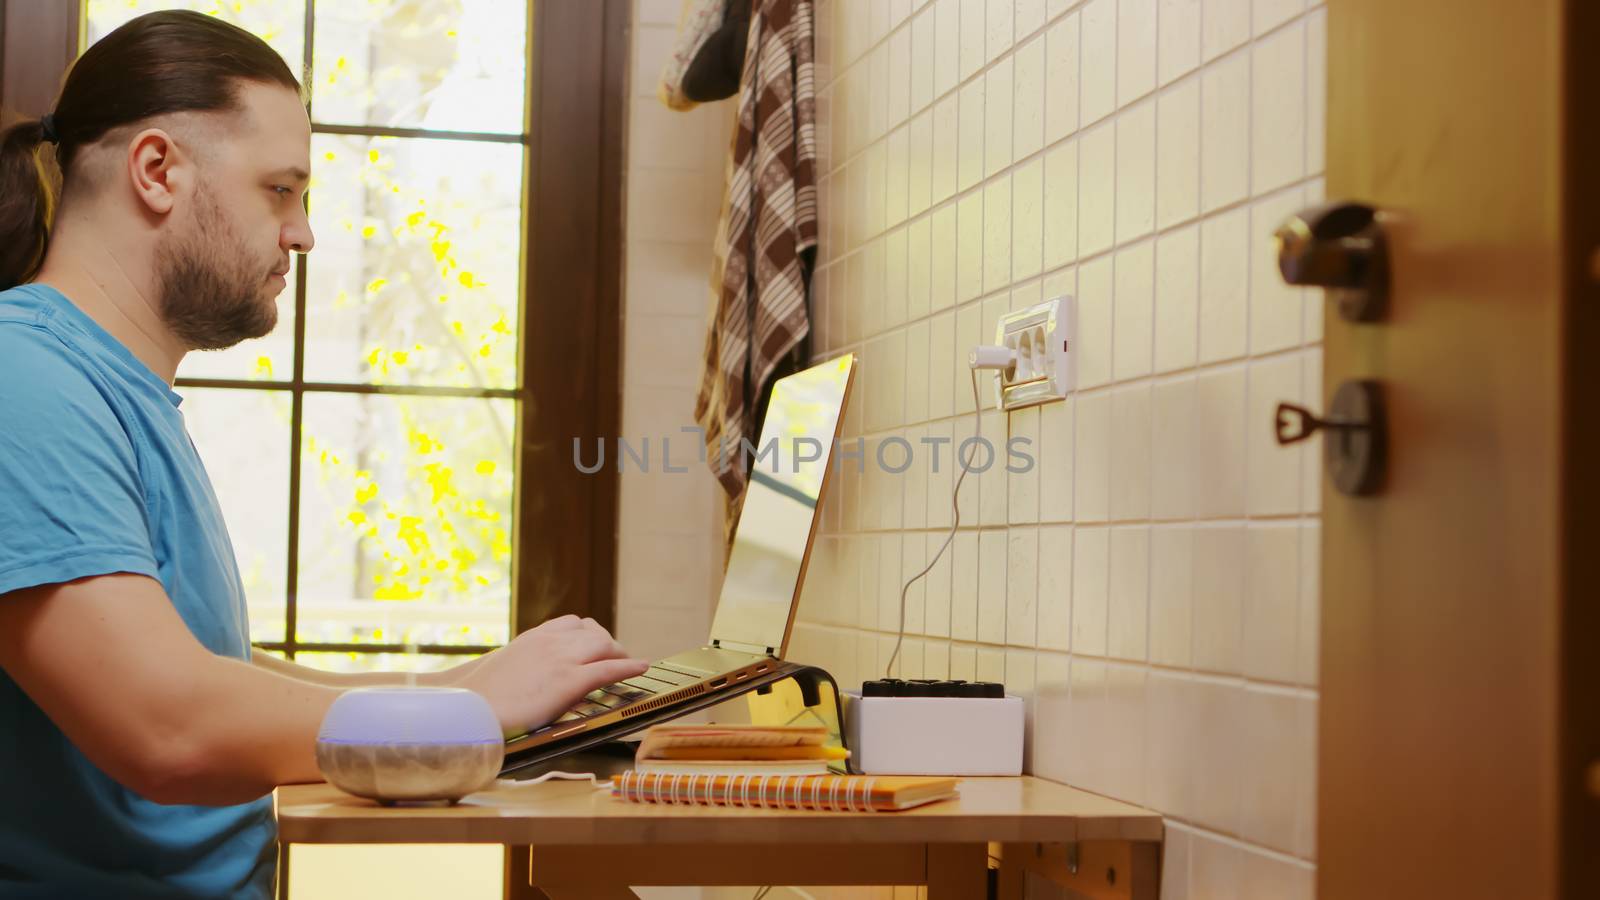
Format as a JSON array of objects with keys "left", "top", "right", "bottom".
[{"left": 0, "top": 11, "right": 647, "bottom": 898}]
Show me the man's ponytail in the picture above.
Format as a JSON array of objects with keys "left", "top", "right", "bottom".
[{"left": 0, "top": 118, "right": 57, "bottom": 290}]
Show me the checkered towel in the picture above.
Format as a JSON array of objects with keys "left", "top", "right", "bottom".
[{"left": 694, "top": 0, "right": 817, "bottom": 539}]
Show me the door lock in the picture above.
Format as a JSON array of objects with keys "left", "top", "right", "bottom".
[
  {"left": 1276, "top": 380, "right": 1388, "bottom": 496},
  {"left": 1274, "top": 201, "right": 1389, "bottom": 322}
]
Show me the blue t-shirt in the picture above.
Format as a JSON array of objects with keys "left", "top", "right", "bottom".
[{"left": 0, "top": 284, "right": 274, "bottom": 898}]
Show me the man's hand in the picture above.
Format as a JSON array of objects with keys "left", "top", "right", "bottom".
[{"left": 454, "top": 615, "right": 648, "bottom": 735}]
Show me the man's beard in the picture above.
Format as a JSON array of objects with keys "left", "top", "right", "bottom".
[{"left": 155, "top": 189, "right": 280, "bottom": 352}]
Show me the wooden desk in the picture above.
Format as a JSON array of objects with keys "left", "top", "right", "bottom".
[{"left": 276, "top": 776, "right": 1164, "bottom": 899}]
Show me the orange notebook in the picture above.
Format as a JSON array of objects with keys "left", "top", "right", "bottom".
[{"left": 610, "top": 771, "right": 959, "bottom": 812}]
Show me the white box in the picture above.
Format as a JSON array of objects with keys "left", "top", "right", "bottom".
[{"left": 844, "top": 691, "right": 1025, "bottom": 776}]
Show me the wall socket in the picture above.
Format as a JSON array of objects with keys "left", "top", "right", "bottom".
[{"left": 992, "top": 294, "right": 1074, "bottom": 411}]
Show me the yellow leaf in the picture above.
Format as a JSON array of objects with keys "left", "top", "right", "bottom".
[
  {"left": 366, "top": 277, "right": 387, "bottom": 294},
  {"left": 355, "top": 483, "right": 378, "bottom": 503},
  {"left": 458, "top": 271, "right": 476, "bottom": 288},
  {"left": 478, "top": 344, "right": 492, "bottom": 358},
  {"left": 368, "top": 149, "right": 380, "bottom": 163},
  {"left": 474, "top": 460, "right": 496, "bottom": 476},
  {"left": 324, "top": 150, "right": 337, "bottom": 162},
  {"left": 391, "top": 350, "right": 408, "bottom": 365},
  {"left": 361, "top": 225, "right": 375, "bottom": 239},
  {"left": 347, "top": 510, "right": 367, "bottom": 526}
]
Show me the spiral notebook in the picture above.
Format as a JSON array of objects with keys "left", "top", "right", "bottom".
[{"left": 609, "top": 771, "right": 959, "bottom": 812}]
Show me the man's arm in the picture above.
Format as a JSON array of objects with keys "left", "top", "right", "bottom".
[
  {"left": 0, "top": 573, "right": 337, "bottom": 806},
  {"left": 250, "top": 651, "right": 484, "bottom": 689}
]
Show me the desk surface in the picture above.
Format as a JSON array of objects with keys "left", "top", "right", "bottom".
[{"left": 275, "top": 775, "right": 1162, "bottom": 846}]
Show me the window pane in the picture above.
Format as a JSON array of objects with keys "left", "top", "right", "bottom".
[
  {"left": 310, "top": 0, "right": 526, "bottom": 134},
  {"left": 304, "top": 134, "right": 523, "bottom": 389},
  {"left": 181, "top": 387, "right": 290, "bottom": 643},
  {"left": 291, "top": 652, "right": 477, "bottom": 677},
  {"left": 85, "top": 0, "right": 306, "bottom": 78},
  {"left": 176, "top": 254, "right": 299, "bottom": 382},
  {"left": 296, "top": 394, "right": 513, "bottom": 648}
]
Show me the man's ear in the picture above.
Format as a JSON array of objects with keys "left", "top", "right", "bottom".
[{"left": 126, "top": 128, "right": 189, "bottom": 216}]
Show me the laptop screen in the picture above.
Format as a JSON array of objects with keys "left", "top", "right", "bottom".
[{"left": 708, "top": 354, "right": 856, "bottom": 655}]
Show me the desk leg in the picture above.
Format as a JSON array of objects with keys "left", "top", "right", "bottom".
[{"left": 926, "top": 843, "right": 987, "bottom": 899}]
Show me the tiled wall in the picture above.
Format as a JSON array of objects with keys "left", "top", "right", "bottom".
[
  {"left": 786, "top": 0, "right": 1326, "bottom": 896},
  {"left": 614, "top": 1, "right": 734, "bottom": 663}
]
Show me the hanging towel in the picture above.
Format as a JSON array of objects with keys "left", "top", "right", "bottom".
[
  {"left": 693, "top": 0, "right": 817, "bottom": 548},
  {"left": 658, "top": 0, "right": 728, "bottom": 111}
]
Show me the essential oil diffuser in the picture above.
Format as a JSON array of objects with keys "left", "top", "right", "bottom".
[{"left": 315, "top": 687, "right": 504, "bottom": 805}]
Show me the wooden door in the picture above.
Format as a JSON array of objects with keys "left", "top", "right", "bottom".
[{"left": 1320, "top": 1, "right": 1597, "bottom": 897}]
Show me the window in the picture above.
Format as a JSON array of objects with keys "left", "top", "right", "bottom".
[{"left": 83, "top": 0, "right": 532, "bottom": 672}]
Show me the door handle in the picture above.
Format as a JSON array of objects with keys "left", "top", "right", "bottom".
[
  {"left": 1274, "top": 201, "right": 1389, "bottom": 322},
  {"left": 1275, "top": 380, "right": 1387, "bottom": 497}
]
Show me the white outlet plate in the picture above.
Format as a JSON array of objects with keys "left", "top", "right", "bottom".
[{"left": 993, "top": 294, "right": 1074, "bottom": 411}]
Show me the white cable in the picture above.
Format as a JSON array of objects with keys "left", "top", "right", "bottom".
[
  {"left": 494, "top": 771, "right": 612, "bottom": 790},
  {"left": 884, "top": 367, "right": 985, "bottom": 679}
]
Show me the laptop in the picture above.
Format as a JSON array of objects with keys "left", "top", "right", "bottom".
[{"left": 503, "top": 352, "right": 857, "bottom": 758}]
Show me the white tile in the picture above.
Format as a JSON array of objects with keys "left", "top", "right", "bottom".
[
  {"left": 626, "top": 240, "right": 728, "bottom": 318},
  {"left": 984, "top": 176, "right": 1014, "bottom": 294},
  {"left": 1032, "top": 652, "right": 1072, "bottom": 780},
  {"left": 621, "top": 314, "right": 710, "bottom": 391},
  {"left": 985, "top": 57, "right": 1015, "bottom": 178},
  {"left": 1254, "top": 0, "right": 1306, "bottom": 35},
  {"left": 1158, "top": 0, "right": 1202, "bottom": 85},
  {"left": 1251, "top": 22, "right": 1307, "bottom": 195},
  {"left": 1076, "top": 254, "right": 1115, "bottom": 388},
  {"left": 891, "top": 26, "right": 913, "bottom": 128},
  {"left": 886, "top": 227, "right": 910, "bottom": 328},
  {"left": 1080, "top": 0, "right": 1118, "bottom": 125},
  {"left": 1113, "top": 240, "right": 1156, "bottom": 380},
  {"left": 958, "top": 79, "right": 986, "bottom": 192},
  {"left": 1243, "top": 523, "right": 1300, "bottom": 683},
  {"left": 1156, "top": 77, "right": 1202, "bottom": 228},
  {"left": 960, "top": 0, "right": 988, "bottom": 81},
  {"left": 911, "top": 5, "right": 937, "bottom": 114},
  {"left": 903, "top": 430, "right": 930, "bottom": 536},
  {"left": 1195, "top": 366, "right": 1248, "bottom": 518},
  {"left": 1104, "top": 664, "right": 1150, "bottom": 802},
  {"left": 978, "top": 530, "right": 1008, "bottom": 644},
  {"left": 1149, "top": 525, "right": 1194, "bottom": 666},
  {"left": 870, "top": 44, "right": 891, "bottom": 144},
  {"left": 1006, "top": 528, "right": 1039, "bottom": 645},
  {"left": 1155, "top": 224, "right": 1201, "bottom": 373},
  {"left": 879, "top": 533, "right": 906, "bottom": 631},
  {"left": 931, "top": 203, "right": 958, "bottom": 312},
  {"left": 1192, "top": 525, "right": 1245, "bottom": 673},
  {"left": 1191, "top": 680, "right": 1248, "bottom": 833},
  {"left": 955, "top": 302, "right": 985, "bottom": 416},
  {"left": 1190, "top": 825, "right": 1244, "bottom": 898},
  {"left": 934, "top": 0, "right": 961, "bottom": 97},
  {"left": 1064, "top": 657, "right": 1109, "bottom": 788},
  {"left": 1250, "top": 188, "right": 1307, "bottom": 354},
  {"left": 628, "top": 171, "right": 722, "bottom": 243},
  {"left": 1237, "top": 686, "right": 1305, "bottom": 853},
  {"left": 1045, "top": 13, "right": 1082, "bottom": 144},
  {"left": 951, "top": 530, "right": 980, "bottom": 639},
  {"left": 1202, "top": 0, "right": 1251, "bottom": 61},
  {"left": 1117, "top": 0, "right": 1158, "bottom": 104},
  {"left": 1200, "top": 51, "right": 1251, "bottom": 212},
  {"left": 929, "top": 310, "right": 957, "bottom": 419},
  {"left": 1110, "top": 383, "right": 1153, "bottom": 520},
  {"left": 1074, "top": 391, "right": 1112, "bottom": 527},
  {"left": 1247, "top": 354, "right": 1303, "bottom": 515},
  {"left": 1071, "top": 526, "right": 1109, "bottom": 655},
  {"left": 1012, "top": 157, "right": 1046, "bottom": 280},
  {"left": 1108, "top": 526, "right": 1150, "bottom": 660},
  {"left": 870, "top": 0, "right": 893, "bottom": 45},
  {"left": 1152, "top": 376, "right": 1198, "bottom": 519},
  {"left": 1292, "top": 693, "right": 1317, "bottom": 859},
  {"left": 1038, "top": 525, "right": 1073, "bottom": 650},
  {"left": 1239, "top": 848, "right": 1315, "bottom": 900},
  {"left": 932, "top": 93, "right": 960, "bottom": 203},
  {"left": 924, "top": 526, "right": 953, "bottom": 638},
  {"left": 1043, "top": 140, "right": 1080, "bottom": 271},
  {"left": 905, "top": 321, "right": 931, "bottom": 425},
  {"left": 1009, "top": 407, "right": 1042, "bottom": 524},
  {"left": 987, "top": 0, "right": 1015, "bottom": 62},
  {"left": 887, "top": 128, "right": 910, "bottom": 230},
  {"left": 861, "top": 239, "right": 886, "bottom": 338},
  {"left": 1013, "top": 34, "right": 1047, "bottom": 161},
  {"left": 1198, "top": 206, "right": 1250, "bottom": 363},
  {"left": 1040, "top": 396, "right": 1075, "bottom": 522},
  {"left": 1116, "top": 98, "right": 1158, "bottom": 242},
  {"left": 950, "top": 644, "right": 977, "bottom": 681},
  {"left": 1298, "top": 522, "right": 1320, "bottom": 682},
  {"left": 1307, "top": 7, "right": 1327, "bottom": 175},
  {"left": 907, "top": 215, "right": 933, "bottom": 321},
  {"left": 856, "top": 534, "right": 879, "bottom": 628},
  {"left": 865, "top": 140, "right": 888, "bottom": 239},
  {"left": 1018, "top": 0, "right": 1049, "bottom": 40},
  {"left": 1144, "top": 675, "right": 1196, "bottom": 818},
  {"left": 958, "top": 192, "right": 986, "bottom": 305},
  {"left": 1078, "top": 122, "right": 1117, "bottom": 257}
]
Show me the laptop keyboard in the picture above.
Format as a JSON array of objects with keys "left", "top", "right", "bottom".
[{"left": 550, "top": 661, "right": 716, "bottom": 725}]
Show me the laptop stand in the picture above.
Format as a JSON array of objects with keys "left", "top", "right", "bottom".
[{"left": 500, "top": 661, "right": 845, "bottom": 779}]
